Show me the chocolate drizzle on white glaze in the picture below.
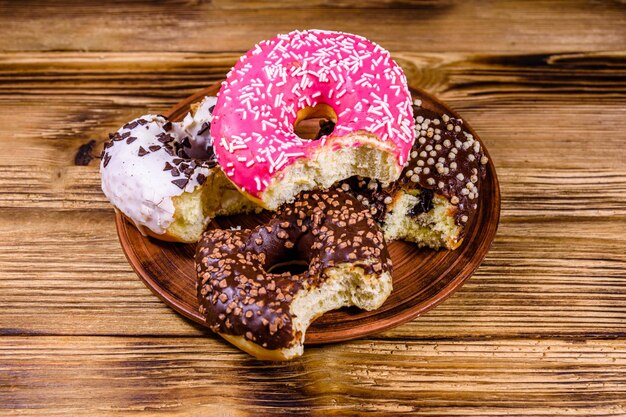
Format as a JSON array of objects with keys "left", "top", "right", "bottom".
[{"left": 100, "top": 97, "right": 218, "bottom": 235}]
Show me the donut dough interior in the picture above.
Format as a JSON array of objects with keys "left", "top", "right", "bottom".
[
  {"left": 383, "top": 190, "right": 463, "bottom": 250},
  {"left": 258, "top": 138, "right": 401, "bottom": 211},
  {"left": 222, "top": 262, "right": 392, "bottom": 361}
]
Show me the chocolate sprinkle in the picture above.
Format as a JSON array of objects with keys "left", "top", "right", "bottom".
[
  {"left": 171, "top": 178, "right": 189, "bottom": 189},
  {"left": 137, "top": 146, "right": 149, "bottom": 157},
  {"left": 126, "top": 136, "right": 137, "bottom": 144},
  {"left": 198, "top": 121, "right": 211, "bottom": 135},
  {"left": 123, "top": 120, "right": 139, "bottom": 130},
  {"left": 148, "top": 145, "right": 161, "bottom": 152},
  {"left": 196, "top": 173, "right": 207, "bottom": 185},
  {"left": 157, "top": 133, "right": 174, "bottom": 144}
]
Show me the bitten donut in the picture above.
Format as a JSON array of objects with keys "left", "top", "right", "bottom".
[
  {"left": 211, "top": 29, "right": 415, "bottom": 210},
  {"left": 341, "top": 103, "right": 489, "bottom": 249},
  {"left": 100, "top": 97, "right": 258, "bottom": 243},
  {"left": 196, "top": 189, "right": 393, "bottom": 360}
]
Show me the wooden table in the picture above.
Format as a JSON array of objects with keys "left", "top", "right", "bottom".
[{"left": 1, "top": 1, "right": 625, "bottom": 415}]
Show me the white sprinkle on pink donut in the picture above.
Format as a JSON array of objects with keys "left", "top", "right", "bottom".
[{"left": 211, "top": 29, "right": 415, "bottom": 198}]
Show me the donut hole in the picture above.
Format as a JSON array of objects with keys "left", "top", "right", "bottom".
[
  {"left": 294, "top": 104, "right": 337, "bottom": 140},
  {"left": 267, "top": 260, "right": 309, "bottom": 276}
]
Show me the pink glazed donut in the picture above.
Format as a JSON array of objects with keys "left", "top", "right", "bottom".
[{"left": 211, "top": 30, "right": 415, "bottom": 210}]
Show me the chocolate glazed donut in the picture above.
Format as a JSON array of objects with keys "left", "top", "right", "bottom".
[{"left": 196, "top": 188, "right": 393, "bottom": 360}]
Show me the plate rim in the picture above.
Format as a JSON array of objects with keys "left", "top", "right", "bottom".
[{"left": 114, "top": 83, "right": 501, "bottom": 345}]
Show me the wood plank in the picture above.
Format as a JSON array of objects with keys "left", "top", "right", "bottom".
[
  {"left": 0, "top": 1, "right": 624, "bottom": 53},
  {"left": 1, "top": 336, "right": 625, "bottom": 415},
  {"left": 2, "top": 51, "right": 624, "bottom": 99},
  {"left": 1, "top": 206, "right": 624, "bottom": 338},
  {"left": 1, "top": 1, "right": 625, "bottom": 413},
  {"left": 0, "top": 52, "right": 625, "bottom": 170}
]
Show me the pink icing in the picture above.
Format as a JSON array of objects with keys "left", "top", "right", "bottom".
[{"left": 211, "top": 29, "right": 415, "bottom": 197}]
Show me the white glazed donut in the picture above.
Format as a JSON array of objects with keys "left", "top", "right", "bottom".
[{"left": 100, "top": 97, "right": 259, "bottom": 242}]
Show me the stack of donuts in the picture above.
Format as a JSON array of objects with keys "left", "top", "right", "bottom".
[{"left": 101, "top": 30, "right": 488, "bottom": 360}]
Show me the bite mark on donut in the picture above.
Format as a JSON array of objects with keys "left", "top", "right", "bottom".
[
  {"left": 339, "top": 102, "right": 489, "bottom": 249},
  {"left": 196, "top": 188, "right": 393, "bottom": 356},
  {"left": 211, "top": 30, "right": 415, "bottom": 206},
  {"left": 100, "top": 97, "right": 260, "bottom": 242}
]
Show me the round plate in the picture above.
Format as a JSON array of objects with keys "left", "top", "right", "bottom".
[{"left": 115, "top": 83, "right": 501, "bottom": 345}]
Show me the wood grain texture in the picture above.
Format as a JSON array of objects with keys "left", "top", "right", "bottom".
[
  {"left": 0, "top": 1, "right": 624, "bottom": 53},
  {"left": 1, "top": 336, "right": 625, "bottom": 416},
  {"left": 1, "top": 0, "right": 626, "bottom": 415}
]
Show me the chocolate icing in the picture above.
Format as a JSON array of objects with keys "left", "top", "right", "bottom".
[
  {"left": 339, "top": 177, "right": 398, "bottom": 223},
  {"left": 399, "top": 105, "right": 488, "bottom": 226},
  {"left": 341, "top": 105, "right": 488, "bottom": 235},
  {"left": 196, "top": 188, "right": 392, "bottom": 350},
  {"left": 408, "top": 188, "right": 433, "bottom": 217},
  {"left": 315, "top": 119, "right": 336, "bottom": 140}
]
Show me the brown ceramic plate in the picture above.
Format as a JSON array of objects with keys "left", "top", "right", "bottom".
[{"left": 115, "top": 83, "right": 500, "bottom": 345}]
